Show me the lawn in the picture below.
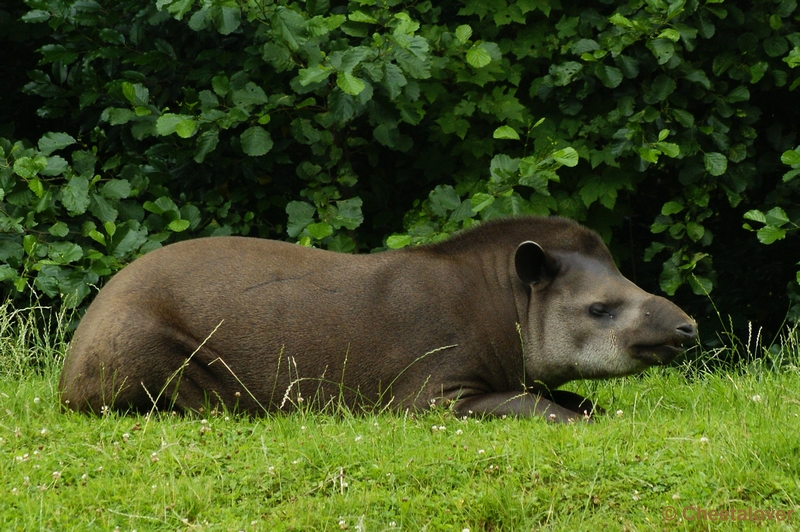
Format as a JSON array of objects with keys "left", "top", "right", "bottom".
[{"left": 1, "top": 304, "right": 799, "bottom": 531}]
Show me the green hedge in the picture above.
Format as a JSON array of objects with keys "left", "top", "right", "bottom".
[{"left": 1, "top": 0, "right": 799, "bottom": 336}]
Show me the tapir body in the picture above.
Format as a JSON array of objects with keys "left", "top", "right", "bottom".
[{"left": 60, "top": 216, "right": 696, "bottom": 421}]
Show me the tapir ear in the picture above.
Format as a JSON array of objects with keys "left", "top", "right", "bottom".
[{"left": 515, "top": 241, "right": 561, "bottom": 285}]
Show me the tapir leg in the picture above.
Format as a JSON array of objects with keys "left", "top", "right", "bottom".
[
  {"left": 60, "top": 315, "right": 231, "bottom": 415},
  {"left": 452, "top": 392, "right": 595, "bottom": 422},
  {"left": 546, "top": 390, "right": 604, "bottom": 418}
]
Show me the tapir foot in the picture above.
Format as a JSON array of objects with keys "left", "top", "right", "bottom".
[
  {"left": 546, "top": 390, "right": 605, "bottom": 419},
  {"left": 451, "top": 391, "right": 602, "bottom": 423}
]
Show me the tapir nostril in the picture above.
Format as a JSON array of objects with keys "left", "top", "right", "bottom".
[{"left": 676, "top": 323, "right": 698, "bottom": 340}]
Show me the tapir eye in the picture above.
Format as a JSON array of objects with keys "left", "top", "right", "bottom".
[{"left": 589, "top": 303, "right": 612, "bottom": 318}]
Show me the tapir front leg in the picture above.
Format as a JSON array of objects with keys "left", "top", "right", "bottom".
[{"left": 453, "top": 391, "right": 600, "bottom": 423}]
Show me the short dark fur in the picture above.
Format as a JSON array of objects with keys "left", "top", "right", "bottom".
[
  {"left": 59, "top": 216, "right": 696, "bottom": 422},
  {"left": 419, "top": 216, "right": 611, "bottom": 259}
]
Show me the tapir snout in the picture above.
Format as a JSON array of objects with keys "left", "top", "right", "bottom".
[{"left": 630, "top": 297, "right": 698, "bottom": 366}]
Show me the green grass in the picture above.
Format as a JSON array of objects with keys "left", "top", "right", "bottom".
[{"left": 1, "top": 303, "right": 799, "bottom": 531}]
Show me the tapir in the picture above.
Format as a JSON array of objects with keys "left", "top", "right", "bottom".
[{"left": 59, "top": 216, "right": 697, "bottom": 422}]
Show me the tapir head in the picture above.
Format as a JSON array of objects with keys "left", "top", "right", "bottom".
[{"left": 514, "top": 240, "right": 697, "bottom": 390}]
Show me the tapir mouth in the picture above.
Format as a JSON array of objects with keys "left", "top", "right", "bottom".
[{"left": 632, "top": 341, "right": 685, "bottom": 366}]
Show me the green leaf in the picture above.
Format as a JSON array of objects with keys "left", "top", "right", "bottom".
[
  {"left": 657, "top": 142, "right": 680, "bottom": 158},
  {"left": 595, "top": 65, "right": 623, "bottom": 88},
  {"left": 175, "top": 119, "right": 198, "bottom": 138},
  {"left": 168, "top": 219, "right": 191, "bottom": 232},
  {"left": 231, "top": 82, "right": 270, "bottom": 107},
  {"left": 743, "top": 209, "right": 766, "bottom": 224},
  {"left": 549, "top": 61, "right": 583, "bottom": 86},
  {"left": 382, "top": 63, "right": 407, "bottom": 99},
  {"left": 195, "top": 130, "right": 220, "bottom": 163},
  {"left": 286, "top": 201, "right": 316, "bottom": 237},
  {"left": 122, "top": 82, "right": 149, "bottom": 105},
  {"left": 781, "top": 148, "right": 800, "bottom": 166},
  {"left": 298, "top": 65, "right": 333, "bottom": 86},
  {"left": 41, "top": 155, "right": 68, "bottom": 177},
  {"left": 38, "top": 132, "right": 76, "bottom": 156},
  {"left": 661, "top": 201, "right": 684, "bottom": 215},
  {"left": 703, "top": 152, "right": 728, "bottom": 176},
  {"left": 455, "top": 25, "right": 472, "bottom": 43},
  {"left": 28, "top": 178, "right": 45, "bottom": 198},
  {"left": 648, "top": 39, "right": 675, "bottom": 65},
  {"left": 156, "top": 114, "right": 196, "bottom": 137},
  {"left": 336, "top": 71, "right": 366, "bottom": 96},
  {"left": 658, "top": 29, "right": 681, "bottom": 42},
  {"left": 23, "top": 234, "right": 37, "bottom": 257},
  {"left": 0, "top": 264, "right": 19, "bottom": 282},
  {"left": 470, "top": 192, "right": 495, "bottom": 212},
  {"left": 47, "top": 242, "right": 83, "bottom": 264},
  {"left": 726, "top": 86, "right": 750, "bottom": 103},
  {"left": 757, "top": 225, "right": 786, "bottom": 244},
  {"left": 429, "top": 185, "right": 461, "bottom": 216},
  {"left": 49, "top": 222, "right": 69, "bottom": 237},
  {"left": 102, "top": 108, "right": 136, "bottom": 125},
  {"left": 144, "top": 197, "right": 178, "bottom": 215},
  {"left": 89, "top": 193, "right": 118, "bottom": 223},
  {"left": 72, "top": 151, "right": 97, "bottom": 178},
  {"left": 329, "top": 89, "right": 358, "bottom": 123},
  {"left": 21, "top": 10, "right": 50, "bottom": 23},
  {"left": 306, "top": 222, "right": 333, "bottom": 239},
  {"left": 61, "top": 176, "right": 90, "bottom": 216},
  {"left": 386, "top": 234, "right": 412, "bottom": 249},
  {"left": 240, "top": 126, "right": 273, "bottom": 156},
  {"left": 650, "top": 75, "right": 677, "bottom": 102},
  {"left": 213, "top": 5, "right": 240, "bottom": 35},
  {"left": 13, "top": 156, "right": 48, "bottom": 179},
  {"left": 493, "top": 126, "right": 520, "bottom": 140},
  {"left": 212, "top": 76, "right": 230, "bottom": 97},
  {"left": 349, "top": 11, "right": 377, "bottom": 23},
  {"left": 110, "top": 221, "right": 148, "bottom": 258},
  {"left": 333, "top": 197, "right": 364, "bottom": 230},
  {"left": 273, "top": 6, "right": 308, "bottom": 51},
  {"left": 686, "top": 222, "right": 705, "bottom": 242},
  {"left": 578, "top": 179, "right": 618, "bottom": 209},
  {"left": 671, "top": 110, "right": 695, "bottom": 128},
  {"left": 764, "top": 206, "right": 789, "bottom": 226},
  {"left": 466, "top": 45, "right": 492, "bottom": 68},
  {"left": 609, "top": 13, "right": 632, "bottom": 28},
  {"left": 688, "top": 275, "right": 713, "bottom": 296},
  {"left": 685, "top": 69, "right": 711, "bottom": 90},
  {"left": 552, "top": 147, "right": 579, "bottom": 167},
  {"left": 489, "top": 154, "right": 519, "bottom": 183},
  {"left": 100, "top": 179, "right": 131, "bottom": 200}
]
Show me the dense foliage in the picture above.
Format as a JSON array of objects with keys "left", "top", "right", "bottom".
[{"left": 1, "top": 0, "right": 799, "bottom": 338}]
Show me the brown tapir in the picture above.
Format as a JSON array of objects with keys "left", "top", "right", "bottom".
[{"left": 59, "top": 216, "right": 697, "bottom": 422}]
